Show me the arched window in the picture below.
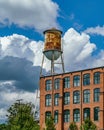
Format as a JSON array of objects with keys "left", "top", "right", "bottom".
[
  {"left": 94, "top": 88, "right": 100, "bottom": 102},
  {"left": 64, "top": 110, "right": 70, "bottom": 122},
  {"left": 63, "top": 77, "right": 70, "bottom": 88},
  {"left": 45, "top": 80, "right": 52, "bottom": 91},
  {"left": 64, "top": 92, "right": 70, "bottom": 105},
  {"left": 73, "top": 75, "right": 80, "bottom": 87},
  {"left": 94, "top": 107, "right": 99, "bottom": 121},
  {"left": 45, "top": 94, "right": 51, "bottom": 106},
  {"left": 83, "top": 74, "right": 90, "bottom": 86},
  {"left": 54, "top": 78, "right": 60, "bottom": 90},
  {"left": 73, "top": 109, "right": 80, "bottom": 122},
  {"left": 54, "top": 93, "right": 59, "bottom": 106},
  {"left": 83, "top": 108, "right": 90, "bottom": 120},
  {"left": 54, "top": 110, "right": 58, "bottom": 123},
  {"left": 83, "top": 90, "right": 90, "bottom": 103},
  {"left": 94, "top": 72, "right": 100, "bottom": 84},
  {"left": 45, "top": 111, "right": 51, "bottom": 121},
  {"left": 73, "top": 91, "right": 80, "bottom": 104}
]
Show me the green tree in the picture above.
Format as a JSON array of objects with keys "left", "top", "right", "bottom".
[
  {"left": 7, "top": 100, "right": 39, "bottom": 130},
  {"left": 69, "top": 122, "right": 78, "bottom": 130},
  {"left": 0, "top": 123, "right": 8, "bottom": 130},
  {"left": 80, "top": 118, "right": 97, "bottom": 130},
  {"left": 45, "top": 116, "right": 56, "bottom": 130}
]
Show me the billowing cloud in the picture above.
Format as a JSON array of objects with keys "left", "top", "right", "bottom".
[
  {"left": 0, "top": 28, "right": 104, "bottom": 79},
  {"left": 0, "top": 57, "right": 41, "bottom": 91},
  {"left": 0, "top": 34, "right": 43, "bottom": 65},
  {"left": 0, "top": 28, "right": 104, "bottom": 122},
  {"left": 84, "top": 25, "right": 104, "bottom": 36},
  {"left": 0, "top": 0, "right": 59, "bottom": 31},
  {"left": 0, "top": 82, "right": 39, "bottom": 123},
  {"left": 63, "top": 28, "right": 97, "bottom": 71}
]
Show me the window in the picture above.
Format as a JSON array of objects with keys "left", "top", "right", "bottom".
[
  {"left": 94, "top": 107, "right": 99, "bottom": 121},
  {"left": 73, "top": 91, "right": 80, "bottom": 104},
  {"left": 64, "top": 110, "right": 70, "bottom": 122},
  {"left": 94, "top": 72, "right": 100, "bottom": 84},
  {"left": 63, "top": 77, "right": 70, "bottom": 88},
  {"left": 45, "top": 80, "right": 52, "bottom": 91},
  {"left": 64, "top": 92, "right": 70, "bottom": 105},
  {"left": 83, "top": 74, "right": 90, "bottom": 86},
  {"left": 83, "top": 108, "right": 90, "bottom": 120},
  {"left": 73, "top": 75, "right": 80, "bottom": 87},
  {"left": 73, "top": 109, "right": 80, "bottom": 122},
  {"left": 45, "top": 111, "right": 51, "bottom": 121},
  {"left": 54, "top": 78, "right": 60, "bottom": 90},
  {"left": 45, "top": 94, "right": 51, "bottom": 106},
  {"left": 94, "top": 88, "right": 100, "bottom": 102},
  {"left": 83, "top": 90, "right": 90, "bottom": 103},
  {"left": 54, "top": 93, "right": 59, "bottom": 106},
  {"left": 54, "top": 110, "right": 58, "bottom": 123}
]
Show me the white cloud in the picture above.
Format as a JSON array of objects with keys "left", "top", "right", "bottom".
[
  {"left": 0, "top": 28, "right": 104, "bottom": 72},
  {"left": 0, "top": 34, "right": 43, "bottom": 65},
  {"left": 76, "top": 43, "right": 96, "bottom": 62},
  {"left": 91, "top": 50, "right": 104, "bottom": 67},
  {"left": 0, "top": 0, "right": 59, "bottom": 31},
  {"left": 0, "top": 33, "right": 52, "bottom": 71},
  {"left": 0, "top": 108, "right": 8, "bottom": 123},
  {"left": 1, "top": 28, "right": 104, "bottom": 122},
  {"left": 84, "top": 25, "right": 104, "bottom": 36},
  {"left": 1, "top": 28, "right": 104, "bottom": 72},
  {"left": 0, "top": 81, "right": 37, "bottom": 104},
  {"left": 0, "top": 81, "right": 39, "bottom": 123},
  {"left": 62, "top": 28, "right": 96, "bottom": 71}
]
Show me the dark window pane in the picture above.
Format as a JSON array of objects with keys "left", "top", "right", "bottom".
[
  {"left": 94, "top": 107, "right": 99, "bottom": 121},
  {"left": 83, "top": 74, "right": 90, "bottom": 86},
  {"left": 64, "top": 110, "right": 70, "bottom": 122},
  {"left": 45, "top": 94, "right": 51, "bottom": 106},
  {"left": 94, "top": 88, "right": 100, "bottom": 102},
  {"left": 83, "top": 90, "right": 90, "bottom": 103},
  {"left": 73, "top": 75, "right": 80, "bottom": 87},
  {"left": 54, "top": 93, "right": 59, "bottom": 106},
  {"left": 64, "top": 92, "right": 70, "bottom": 105},
  {"left": 73, "top": 109, "right": 80, "bottom": 122},
  {"left": 54, "top": 78, "right": 60, "bottom": 90},
  {"left": 63, "top": 77, "right": 70, "bottom": 88},
  {"left": 46, "top": 80, "right": 52, "bottom": 91},
  {"left": 94, "top": 72, "right": 100, "bottom": 84},
  {"left": 83, "top": 108, "right": 90, "bottom": 120},
  {"left": 73, "top": 91, "right": 80, "bottom": 104},
  {"left": 54, "top": 110, "right": 58, "bottom": 123},
  {"left": 45, "top": 111, "right": 51, "bottom": 121}
]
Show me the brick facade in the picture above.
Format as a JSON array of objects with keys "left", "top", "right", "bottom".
[{"left": 40, "top": 67, "right": 104, "bottom": 130}]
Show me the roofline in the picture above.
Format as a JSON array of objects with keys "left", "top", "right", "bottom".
[
  {"left": 43, "top": 28, "right": 62, "bottom": 34},
  {"left": 40, "top": 66, "right": 104, "bottom": 78}
]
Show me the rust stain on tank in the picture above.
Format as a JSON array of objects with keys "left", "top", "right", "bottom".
[{"left": 44, "top": 29, "right": 62, "bottom": 51}]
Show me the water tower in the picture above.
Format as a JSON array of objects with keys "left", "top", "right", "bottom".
[{"left": 40, "top": 28, "right": 65, "bottom": 76}]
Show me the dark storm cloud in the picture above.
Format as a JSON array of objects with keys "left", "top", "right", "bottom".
[{"left": 0, "top": 56, "right": 41, "bottom": 92}]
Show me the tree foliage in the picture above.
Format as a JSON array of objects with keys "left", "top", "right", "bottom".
[
  {"left": 0, "top": 123, "right": 8, "bottom": 130},
  {"left": 7, "top": 100, "right": 39, "bottom": 130},
  {"left": 45, "top": 116, "right": 56, "bottom": 130},
  {"left": 69, "top": 122, "right": 78, "bottom": 130},
  {"left": 80, "top": 118, "right": 97, "bottom": 130}
]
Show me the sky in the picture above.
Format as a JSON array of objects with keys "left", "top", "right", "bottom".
[{"left": 0, "top": 0, "right": 104, "bottom": 123}]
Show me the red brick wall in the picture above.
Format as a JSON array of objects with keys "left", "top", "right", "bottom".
[{"left": 40, "top": 67, "right": 104, "bottom": 130}]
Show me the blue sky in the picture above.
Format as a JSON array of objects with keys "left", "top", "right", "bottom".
[
  {"left": 0, "top": 0, "right": 104, "bottom": 52},
  {"left": 0, "top": 0, "right": 104, "bottom": 123}
]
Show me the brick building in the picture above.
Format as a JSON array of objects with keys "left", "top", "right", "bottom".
[{"left": 40, "top": 66, "right": 104, "bottom": 130}]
